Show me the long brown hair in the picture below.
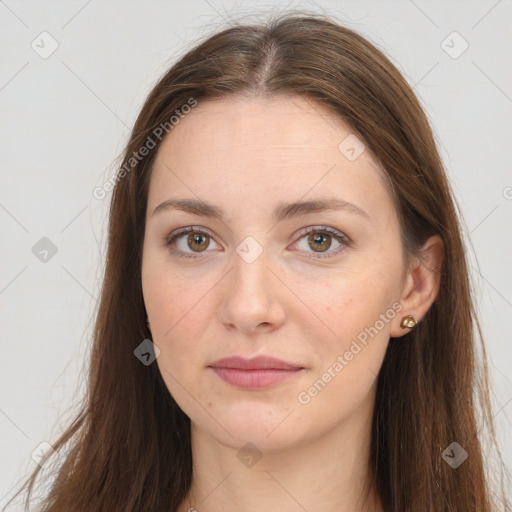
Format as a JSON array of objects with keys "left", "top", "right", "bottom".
[{"left": 8, "top": 10, "right": 509, "bottom": 512}]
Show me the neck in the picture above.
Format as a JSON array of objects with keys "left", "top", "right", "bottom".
[{"left": 177, "top": 389, "right": 382, "bottom": 512}]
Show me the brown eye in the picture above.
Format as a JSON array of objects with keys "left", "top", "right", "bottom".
[
  {"left": 187, "top": 232, "right": 210, "bottom": 252},
  {"left": 164, "top": 227, "right": 220, "bottom": 260},
  {"left": 292, "top": 226, "right": 350, "bottom": 259},
  {"left": 308, "top": 232, "right": 332, "bottom": 252}
]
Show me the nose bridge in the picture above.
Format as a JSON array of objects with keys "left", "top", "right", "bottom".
[
  {"left": 218, "top": 235, "right": 286, "bottom": 331},
  {"left": 231, "top": 236, "right": 273, "bottom": 300}
]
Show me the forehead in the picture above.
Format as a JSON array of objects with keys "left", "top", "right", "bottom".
[
  {"left": 148, "top": 94, "right": 395, "bottom": 223},
  {"left": 158, "top": 94, "right": 364, "bottom": 154}
]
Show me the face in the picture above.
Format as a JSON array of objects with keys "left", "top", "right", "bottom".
[{"left": 141, "top": 94, "right": 408, "bottom": 453}]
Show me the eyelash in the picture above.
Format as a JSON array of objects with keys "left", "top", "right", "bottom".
[{"left": 163, "top": 225, "right": 351, "bottom": 260}]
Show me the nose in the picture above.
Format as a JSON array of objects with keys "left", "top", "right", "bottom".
[{"left": 217, "top": 244, "right": 287, "bottom": 334}]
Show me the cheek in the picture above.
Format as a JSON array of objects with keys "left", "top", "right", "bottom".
[
  {"left": 148, "top": 282, "right": 206, "bottom": 365},
  {"left": 142, "top": 253, "right": 215, "bottom": 342},
  {"left": 295, "top": 269, "right": 397, "bottom": 395},
  {"left": 290, "top": 288, "right": 391, "bottom": 431},
  {"left": 300, "top": 267, "right": 396, "bottom": 346},
  {"left": 142, "top": 267, "right": 224, "bottom": 405}
]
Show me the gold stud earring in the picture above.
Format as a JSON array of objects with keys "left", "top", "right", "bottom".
[{"left": 400, "top": 314, "right": 417, "bottom": 329}]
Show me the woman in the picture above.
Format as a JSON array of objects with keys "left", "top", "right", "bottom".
[{"left": 9, "top": 10, "right": 509, "bottom": 512}]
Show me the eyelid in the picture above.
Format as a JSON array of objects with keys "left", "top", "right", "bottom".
[
  {"left": 164, "top": 226, "right": 221, "bottom": 258},
  {"left": 290, "top": 225, "right": 350, "bottom": 259},
  {"left": 164, "top": 225, "right": 350, "bottom": 259}
]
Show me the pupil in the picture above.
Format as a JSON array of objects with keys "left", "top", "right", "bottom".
[
  {"left": 189, "top": 233, "right": 209, "bottom": 251},
  {"left": 310, "top": 233, "right": 331, "bottom": 252}
]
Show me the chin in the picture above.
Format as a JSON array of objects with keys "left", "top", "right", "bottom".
[
  {"left": 193, "top": 404, "right": 312, "bottom": 454},
  {"left": 216, "top": 425, "right": 303, "bottom": 454}
]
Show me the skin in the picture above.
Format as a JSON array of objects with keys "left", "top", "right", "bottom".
[{"left": 141, "top": 94, "right": 443, "bottom": 512}]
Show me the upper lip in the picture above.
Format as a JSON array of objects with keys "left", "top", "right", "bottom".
[{"left": 208, "top": 355, "right": 303, "bottom": 370}]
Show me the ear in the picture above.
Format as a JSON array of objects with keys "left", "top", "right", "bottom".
[{"left": 390, "top": 235, "right": 444, "bottom": 338}]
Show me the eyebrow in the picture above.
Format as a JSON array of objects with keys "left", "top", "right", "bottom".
[{"left": 151, "top": 196, "right": 370, "bottom": 222}]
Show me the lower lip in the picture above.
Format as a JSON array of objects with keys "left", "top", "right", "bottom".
[{"left": 209, "top": 367, "right": 304, "bottom": 389}]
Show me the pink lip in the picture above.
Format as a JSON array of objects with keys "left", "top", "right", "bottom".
[{"left": 208, "top": 356, "right": 305, "bottom": 390}]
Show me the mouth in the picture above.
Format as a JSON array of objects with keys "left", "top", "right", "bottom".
[{"left": 207, "top": 355, "right": 305, "bottom": 390}]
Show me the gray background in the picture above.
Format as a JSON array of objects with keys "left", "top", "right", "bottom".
[{"left": 1, "top": 0, "right": 511, "bottom": 505}]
